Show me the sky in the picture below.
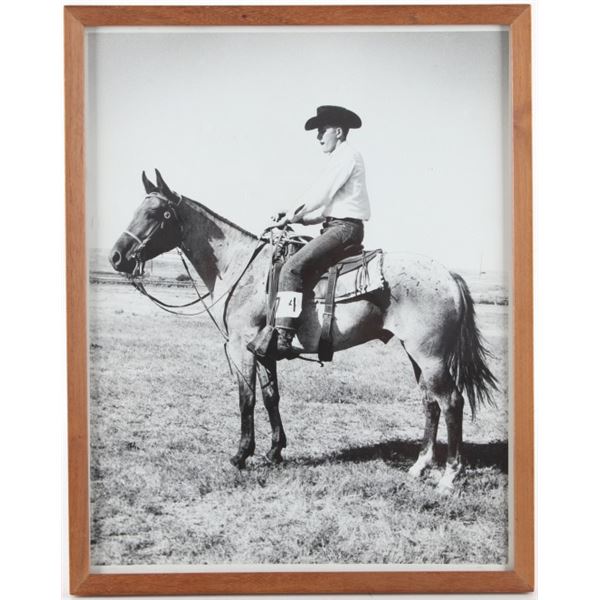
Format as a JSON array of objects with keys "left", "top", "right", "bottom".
[{"left": 86, "top": 26, "right": 510, "bottom": 272}]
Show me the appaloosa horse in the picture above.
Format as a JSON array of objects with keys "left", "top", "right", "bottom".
[{"left": 110, "top": 170, "right": 498, "bottom": 493}]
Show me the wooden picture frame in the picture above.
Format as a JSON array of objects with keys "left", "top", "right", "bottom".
[{"left": 66, "top": 4, "right": 533, "bottom": 595}]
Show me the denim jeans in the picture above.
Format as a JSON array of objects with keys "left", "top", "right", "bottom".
[{"left": 279, "top": 218, "right": 364, "bottom": 296}]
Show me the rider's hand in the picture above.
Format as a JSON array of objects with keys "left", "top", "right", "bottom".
[
  {"left": 271, "top": 204, "right": 305, "bottom": 228},
  {"left": 271, "top": 209, "right": 295, "bottom": 228},
  {"left": 271, "top": 210, "right": 287, "bottom": 223},
  {"left": 274, "top": 216, "right": 290, "bottom": 228},
  {"left": 270, "top": 211, "right": 288, "bottom": 228}
]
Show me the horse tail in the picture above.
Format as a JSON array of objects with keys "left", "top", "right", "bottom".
[{"left": 447, "top": 272, "right": 499, "bottom": 417}]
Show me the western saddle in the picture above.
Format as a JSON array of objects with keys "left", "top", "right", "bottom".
[{"left": 252, "top": 229, "right": 387, "bottom": 362}]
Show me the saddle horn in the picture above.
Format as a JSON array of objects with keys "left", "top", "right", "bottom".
[{"left": 142, "top": 170, "right": 158, "bottom": 194}]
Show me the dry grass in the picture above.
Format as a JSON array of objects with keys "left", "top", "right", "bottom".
[{"left": 89, "top": 282, "right": 509, "bottom": 567}]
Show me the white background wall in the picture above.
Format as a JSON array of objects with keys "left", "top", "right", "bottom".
[{"left": 1, "top": 0, "right": 599, "bottom": 598}]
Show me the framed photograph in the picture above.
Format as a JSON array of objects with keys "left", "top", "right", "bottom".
[{"left": 66, "top": 4, "right": 533, "bottom": 595}]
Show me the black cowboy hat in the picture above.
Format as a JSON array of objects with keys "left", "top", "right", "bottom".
[{"left": 304, "top": 105, "right": 362, "bottom": 131}]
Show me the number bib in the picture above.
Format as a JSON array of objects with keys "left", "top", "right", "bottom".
[{"left": 275, "top": 292, "right": 303, "bottom": 318}]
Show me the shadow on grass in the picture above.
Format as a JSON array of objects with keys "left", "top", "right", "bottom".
[{"left": 292, "top": 439, "right": 508, "bottom": 473}]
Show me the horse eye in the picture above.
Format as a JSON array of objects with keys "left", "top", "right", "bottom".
[{"left": 164, "top": 211, "right": 171, "bottom": 219}]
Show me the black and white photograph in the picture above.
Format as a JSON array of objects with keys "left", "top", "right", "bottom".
[
  {"left": 87, "top": 24, "right": 511, "bottom": 570},
  {"left": 12, "top": 0, "right": 600, "bottom": 598}
]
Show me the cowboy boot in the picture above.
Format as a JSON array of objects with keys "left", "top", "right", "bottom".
[{"left": 272, "top": 327, "right": 298, "bottom": 360}]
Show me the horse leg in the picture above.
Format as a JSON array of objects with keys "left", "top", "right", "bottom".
[
  {"left": 257, "top": 357, "right": 287, "bottom": 464},
  {"left": 408, "top": 354, "right": 464, "bottom": 493},
  {"left": 229, "top": 340, "right": 258, "bottom": 469},
  {"left": 408, "top": 386, "right": 441, "bottom": 478},
  {"left": 405, "top": 351, "right": 441, "bottom": 479},
  {"left": 438, "top": 386, "right": 465, "bottom": 494}
]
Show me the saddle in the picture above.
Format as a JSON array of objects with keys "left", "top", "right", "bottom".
[
  {"left": 254, "top": 231, "right": 387, "bottom": 362},
  {"left": 312, "top": 248, "right": 385, "bottom": 303}
]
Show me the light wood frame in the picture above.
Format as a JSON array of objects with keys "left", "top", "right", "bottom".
[{"left": 66, "top": 4, "right": 533, "bottom": 595}]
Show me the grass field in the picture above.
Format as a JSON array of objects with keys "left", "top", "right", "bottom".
[{"left": 88, "top": 274, "right": 509, "bottom": 567}]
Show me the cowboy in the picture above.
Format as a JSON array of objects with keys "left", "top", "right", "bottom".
[{"left": 272, "top": 105, "right": 371, "bottom": 359}]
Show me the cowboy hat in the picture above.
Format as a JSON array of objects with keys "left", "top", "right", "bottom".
[{"left": 304, "top": 105, "right": 362, "bottom": 130}]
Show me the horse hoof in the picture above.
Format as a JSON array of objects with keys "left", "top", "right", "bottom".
[
  {"left": 265, "top": 450, "right": 283, "bottom": 465},
  {"left": 436, "top": 480, "right": 454, "bottom": 496},
  {"left": 408, "top": 464, "right": 424, "bottom": 479},
  {"left": 229, "top": 455, "right": 246, "bottom": 469}
]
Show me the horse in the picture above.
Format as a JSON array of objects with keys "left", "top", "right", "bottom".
[{"left": 109, "top": 170, "right": 498, "bottom": 493}]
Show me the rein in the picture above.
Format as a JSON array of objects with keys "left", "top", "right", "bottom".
[
  {"left": 124, "top": 193, "right": 267, "bottom": 341},
  {"left": 129, "top": 250, "right": 211, "bottom": 315},
  {"left": 125, "top": 193, "right": 211, "bottom": 315},
  {"left": 123, "top": 198, "right": 319, "bottom": 372}
]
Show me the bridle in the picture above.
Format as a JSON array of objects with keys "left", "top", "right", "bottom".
[
  {"left": 124, "top": 192, "right": 184, "bottom": 271},
  {"left": 122, "top": 189, "right": 271, "bottom": 377},
  {"left": 122, "top": 191, "right": 267, "bottom": 334},
  {"left": 123, "top": 192, "right": 213, "bottom": 313}
]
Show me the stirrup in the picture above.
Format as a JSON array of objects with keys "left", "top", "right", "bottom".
[
  {"left": 246, "top": 326, "right": 300, "bottom": 360},
  {"left": 270, "top": 328, "right": 300, "bottom": 361},
  {"left": 247, "top": 325, "right": 276, "bottom": 358}
]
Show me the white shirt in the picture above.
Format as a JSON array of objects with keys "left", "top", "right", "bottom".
[{"left": 298, "top": 141, "right": 371, "bottom": 221}]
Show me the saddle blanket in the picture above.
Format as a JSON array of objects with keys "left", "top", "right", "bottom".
[{"left": 312, "top": 249, "right": 386, "bottom": 302}]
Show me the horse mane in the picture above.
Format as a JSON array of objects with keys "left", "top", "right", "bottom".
[{"left": 181, "top": 196, "right": 258, "bottom": 240}]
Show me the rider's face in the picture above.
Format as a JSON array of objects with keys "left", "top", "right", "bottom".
[{"left": 317, "top": 125, "right": 342, "bottom": 153}]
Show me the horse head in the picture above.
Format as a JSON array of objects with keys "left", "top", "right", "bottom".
[{"left": 110, "top": 170, "right": 183, "bottom": 274}]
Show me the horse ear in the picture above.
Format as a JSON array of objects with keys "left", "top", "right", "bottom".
[
  {"left": 142, "top": 171, "right": 157, "bottom": 194},
  {"left": 155, "top": 169, "right": 173, "bottom": 196}
]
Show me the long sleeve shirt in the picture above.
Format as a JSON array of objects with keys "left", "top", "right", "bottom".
[{"left": 296, "top": 141, "right": 371, "bottom": 221}]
